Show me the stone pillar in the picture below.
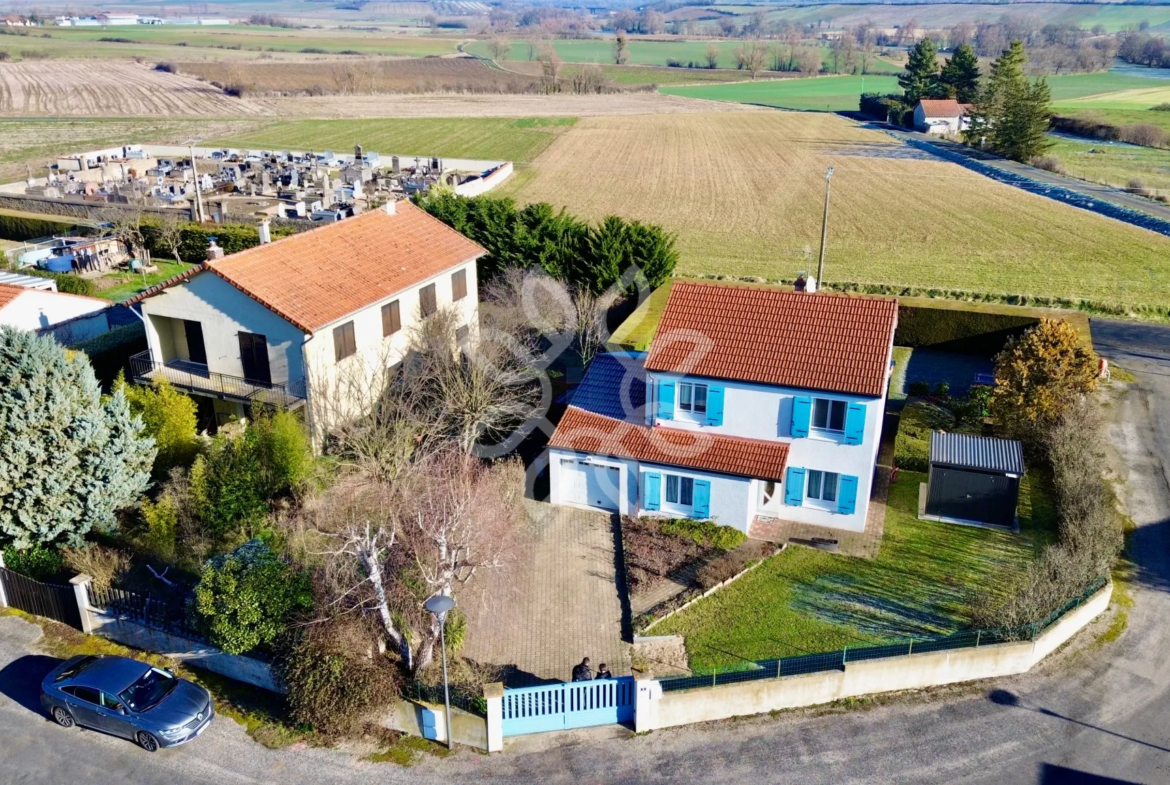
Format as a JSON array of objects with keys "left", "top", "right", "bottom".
[
  {"left": 0, "top": 551, "right": 8, "bottom": 609},
  {"left": 69, "top": 574, "right": 94, "bottom": 635},
  {"left": 483, "top": 682, "right": 504, "bottom": 753},
  {"left": 635, "top": 677, "right": 662, "bottom": 734}
]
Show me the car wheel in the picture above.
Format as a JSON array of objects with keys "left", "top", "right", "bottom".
[
  {"left": 137, "top": 732, "right": 160, "bottom": 753},
  {"left": 51, "top": 707, "right": 75, "bottom": 728}
]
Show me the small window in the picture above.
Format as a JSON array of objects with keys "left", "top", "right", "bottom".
[
  {"left": 419, "top": 283, "right": 437, "bottom": 318},
  {"left": 762, "top": 481, "right": 777, "bottom": 506},
  {"left": 812, "top": 398, "right": 847, "bottom": 432},
  {"left": 381, "top": 300, "right": 401, "bottom": 337},
  {"left": 63, "top": 686, "right": 100, "bottom": 705},
  {"left": 451, "top": 269, "right": 467, "bottom": 301},
  {"left": 678, "top": 382, "right": 708, "bottom": 414},
  {"left": 333, "top": 321, "right": 357, "bottom": 362},
  {"left": 807, "top": 470, "right": 839, "bottom": 503},
  {"left": 665, "top": 474, "right": 694, "bottom": 506}
]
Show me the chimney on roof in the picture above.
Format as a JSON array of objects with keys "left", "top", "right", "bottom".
[
  {"left": 206, "top": 237, "right": 224, "bottom": 261},
  {"left": 383, "top": 199, "right": 396, "bottom": 216},
  {"left": 258, "top": 218, "right": 271, "bottom": 244},
  {"left": 354, "top": 143, "right": 363, "bottom": 163}
]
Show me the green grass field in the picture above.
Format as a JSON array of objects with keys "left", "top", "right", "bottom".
[
  {"left": 655, "top": 472, "right": 1055, "bottom": 671},
  {"left": 10, "top": 26, "right": 464, "bottom": 59},
  {"left": 212, "top": 117, "right": 576, "bottom": 164},
  {"left": 1047, "top": 137, "right": 1170, "bottom": 192},
  {"left": 661, "top": 74, "right": 901, "bottom": 111},
  {"left": 1047, "top": 72, "right": 1170, "bottom": 102}
]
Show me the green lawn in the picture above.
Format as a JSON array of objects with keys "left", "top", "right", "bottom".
[
  {"left": 655, "top": 472, "right": 1055, "bottom": 671},
  {"left": 95, "top": 261, "right": 190, "bottom": 303},
  {"left": 1046, "top": 137, "right": 1170, "bottom": 192},
  {"left": 212, "top": 117, "right": 577, "bottom": 165},
  {"left": 661, "top": 74, "right": 901, "bottom": 112}
]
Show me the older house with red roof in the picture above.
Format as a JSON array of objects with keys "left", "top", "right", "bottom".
[
  {"left": 548, "top": 282, "right": 897, "bottom": 534},
  {"left": 913, "top": 99, "right": 973, "bottom": 136},
  {"left": 127, "top": 201, "right": 485, "bottom": 439}
]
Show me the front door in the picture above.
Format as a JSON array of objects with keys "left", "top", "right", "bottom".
[
  {"left": 183, "top": 320, "right": 208, "bottom": 365},
  {"left": 237, "top": 332, "right": 271, "bottom": 386}
]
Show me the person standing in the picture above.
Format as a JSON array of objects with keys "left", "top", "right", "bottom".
[
  {"left": 572, "top": 657, "right": 593, "bottom": 682},
  {"left": 595, "top": 663, "right": 612, "bottom": 680}
]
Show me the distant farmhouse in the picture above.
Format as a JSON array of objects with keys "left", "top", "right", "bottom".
[{"left": 914, "top": 99, "right": 973, "bottom": 136}]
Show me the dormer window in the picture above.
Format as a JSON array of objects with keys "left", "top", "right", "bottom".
[{"left": 678, "top": 382, "right": 707, "bottom": 415}]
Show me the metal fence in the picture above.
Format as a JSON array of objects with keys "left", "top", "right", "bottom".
[
  {"left": 404, "top": 680, "right": 487, "bottom": 717},
  {"left": 0, "top": 567, "right": 83, "bottom": 630},
  {"left": 658, "top": 576, "right": 1108, "bottom": 693},
  {"left": 88, "top": 584, "right": 205, "bottom": 642}
]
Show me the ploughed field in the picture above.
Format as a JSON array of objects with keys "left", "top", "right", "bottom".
[{"left": 500, "top": 110, "right": 1170, "bottom": 313}]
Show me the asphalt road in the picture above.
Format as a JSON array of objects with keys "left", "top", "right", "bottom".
[
  {"left": 891, "top": 128, "right": 1170, "bottom": 226},
  {"left": 1, "top": 320, "right": 1168, "bottom": 785}
]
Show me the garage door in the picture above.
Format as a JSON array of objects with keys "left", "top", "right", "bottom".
[{"left": 560, "top": 459, "right": 620, "bottom": 511}]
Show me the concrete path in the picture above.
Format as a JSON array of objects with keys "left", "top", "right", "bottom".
[{"left": 459, "top": 502, "right": 630, "bottom": 686}]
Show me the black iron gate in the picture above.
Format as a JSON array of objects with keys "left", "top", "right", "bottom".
[{"left": 0, "top": 568, "right": 83, "bottom": 630}]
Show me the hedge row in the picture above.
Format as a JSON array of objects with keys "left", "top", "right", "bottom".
[
  {"left": 0, "top": 212, "right": 82, "bottom": 242},
  {"left": 74, "top": 322, "right": 147, "bottom": 388},
  {"left": 894, "top": 305, "right": 1037, "bottom": 353},
  {"left": 140, "top": 221, "right": 299, "bottom": 266},
  {"left": 22, "top": 268, "right": 97, "bottom": 296}
]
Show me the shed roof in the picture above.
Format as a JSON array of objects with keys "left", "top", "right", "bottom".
[
  {"left": 644, "top": 281, "right": 898, "bottom": 397},
  {"left": 929, "top": 431, "right": 1024, "bottom": 475}
]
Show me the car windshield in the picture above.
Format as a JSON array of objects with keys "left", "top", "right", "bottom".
[{"left": 118, "top": 667, "right": 178, "bottom": 712}]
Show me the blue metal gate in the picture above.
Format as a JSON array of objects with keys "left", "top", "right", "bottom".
[{"left": 502, "top": 677, "right": 635, "bottom": 736}]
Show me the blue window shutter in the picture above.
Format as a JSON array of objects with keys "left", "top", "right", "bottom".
[
  {"left": 705, "top": 385, "right": 724, "bottom": 426},
  {"left": 692, "top": 479, "right": 711, "bottom": 518},
  {"left": 644, "top": 472, "right": 661, "bottom": 511},
  {"left": 784, "top": 467, "right": 805, "bottom": 506},
  {"left": 844, "top": 402, "right": 866, "bottom": 445},
  {"left": 790, "top": 396, "right": 812, "bottom": 438},
  {"left": 657, "top": 381, "right": 675, "bottom": 421},
  {"left": 838, "top": 475, "right": 859, "bottom": 515}
]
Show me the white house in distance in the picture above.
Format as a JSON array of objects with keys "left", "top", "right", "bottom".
[
  {"left": 914, "top": 99, "right": 973, "bottom": 135},
  {"left": 127, "top": 201, "right": 485, "bottom": 440},
  {"left": 548, "top": 282, "right": 898, "bottom": 534},
  {"left": 0, "top": 281, "right": 111, "bottom": 343}
]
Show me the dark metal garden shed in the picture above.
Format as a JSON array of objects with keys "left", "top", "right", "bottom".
[{"left": 923, "top": 432, "right": 1024, "bottom": 529}]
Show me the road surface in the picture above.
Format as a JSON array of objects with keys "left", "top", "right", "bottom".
[{"left": 1, "top": 320, "right": 1168, "bottom": 784}]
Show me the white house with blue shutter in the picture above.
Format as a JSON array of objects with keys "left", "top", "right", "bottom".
[{"left": 547, "top": 282, "right": 898, "bottom": 535}]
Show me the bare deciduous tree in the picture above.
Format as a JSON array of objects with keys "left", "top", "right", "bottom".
[
  {"left": 487, "top": 37, "right": 512, "bottom": 61},
  {"left": 156, "top": 211, "right": 184, "bottom": 262},
  {"left": 705, "top": 42, "right": 720, "bottom": 69}
]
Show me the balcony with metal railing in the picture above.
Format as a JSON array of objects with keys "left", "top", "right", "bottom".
[{"left": 129, "top": 351, "right": 306, "bottom": 409}]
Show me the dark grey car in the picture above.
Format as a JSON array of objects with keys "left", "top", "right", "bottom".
[{"left": 40, "top": 654, "right": 214, "bottom": 752}]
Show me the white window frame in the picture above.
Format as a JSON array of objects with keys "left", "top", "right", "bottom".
[
  {"left": 677, "top": 382, "right": 708, "bottom": 420},
  {"left": 811, "top": 397, "right": 847, "bottom": 434},
  {"left": 759, "top": 478, "right": 780, "bottom": 511},
  {"left": 663, "top": 472, "right": 695, "bottom": 513},
  {"left": 806, "top": 469, "right": 840, "bottom": 509}
]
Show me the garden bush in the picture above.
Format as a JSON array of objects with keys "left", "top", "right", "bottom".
[
  {"left": 116, "top": 374, "right": 200, "bottom": 480},
  {"left": 22, "top": 268, "right": 96, "bottom": 296},
  {"left": 61, "top": 545, "right": 129, "bottom": 590},
  {"left": 189, "top": 436, "right": 269, "bottom": 544},
  {"left": 2, "top": 544, "right": 66, "bottom": 581},
  {"left": 74, "top": 323, "right": 147, "bottom": 387},
  {"left": 660, "top": 518, "right": 746, "bottom": 551},
  {"left": 191, "top": 539, "right": 311, "bottom": 655},
  {"left": 894, "top": 305, "right": 1036, "bottom": 352},
  {"left": 250, "top": 410, "right": 315, "bottom": 499},
  {"left": 281, "top": 618, "right": 401, "bottom": 737}
]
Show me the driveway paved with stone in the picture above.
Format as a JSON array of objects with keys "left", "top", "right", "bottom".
[{"left": 460, "top": 502, "right": 630, "bottom": 686}]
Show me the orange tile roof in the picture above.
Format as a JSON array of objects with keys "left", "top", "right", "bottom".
[
  {"left": 644, "top": 282, "right": 897, "bottom": 397},
  {"left": 129, "top": 201, "right": 485, "bottom": 333},
  {"left": 549, "top": 405, "right": 790, "bottom": 481},
  {"left": 917, "top": 99, "right": 968, "bottom": 118},
  {"left": 0, "top": 283, "right": 23, "bottom": 310}
]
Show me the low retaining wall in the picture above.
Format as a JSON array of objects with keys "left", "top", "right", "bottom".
[
  {"left": 88, "top": 608, "right": 283, "bottom": 693},
  {"left": 453, "top": 161, "right": 513, "bottom": 198},
  {"left": 383, "top": 699, "right": 489, "bottom": 751},
  {"left": 634, "top": 580, "right": 1112, "bottom": 732}
]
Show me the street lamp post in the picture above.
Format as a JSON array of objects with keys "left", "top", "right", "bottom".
[
  {"left": 424, "top": 594, "right": 456, "bottom": 750},
  {"left": 185, "top": 138, "right": 205, "bottom": 224},
  {"left": 816, "top": 166, "right": 834, "bottom": 291}
]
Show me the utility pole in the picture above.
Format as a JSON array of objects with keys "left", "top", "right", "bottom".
[
  {"left": 816, "top": 166, "right": 834, "bottom": 290},
  {"left": 185, "top": 138, "right": 205, "bottom": 224}
]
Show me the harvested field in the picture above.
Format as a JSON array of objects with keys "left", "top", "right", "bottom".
[
  {"left": 263, "top": 91, "right": 756, "bottom": 118},
  {"left": 502, "top": 111, "right": 1170, "bottom": 313},
  {"left": 179, "top": 57, "right": 544, "bottom": 96},
  {"left": 0, "top": 61, "right": 269, "bottom": 116}
]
